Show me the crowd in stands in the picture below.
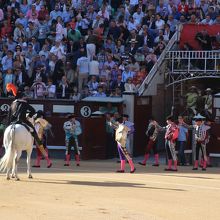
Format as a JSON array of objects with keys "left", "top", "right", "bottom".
[{"left": 0, "top": 0, "right": 219, "bottom": 100}]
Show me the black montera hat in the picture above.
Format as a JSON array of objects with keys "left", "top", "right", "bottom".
[
  {"left": 67, "top": 114, "right": 76, "bottom": 119},
  {"left": 122, "top": 114, "right": 129, "bottom": 118},
  {"left": 15, "top": 89, "right": 25, "bottom": 99},
  {"left": 166, "top": 115, "right": 174, "bottom": 121},
  {"left": 36, "top": 110, "right": 45, "bottom": 118}
]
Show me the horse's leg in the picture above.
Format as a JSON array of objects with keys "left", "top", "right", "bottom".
[
  {"left": 6, "top": 167, "right": 10, "bottom": 180},
  {"left": 14, "top": 151, "right": 22, "bottom": 181},
  {"left": 11, "top": 153, "right": 17, "bottom": 178},
  {"left": 27, "top": 149, "right": 33, "bottom": 179}
]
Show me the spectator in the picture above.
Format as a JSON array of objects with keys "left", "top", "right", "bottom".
[
  {"left": 155, "top": 13, "right": 165, "bottom": 30},
  {"left": 122, "top": 65, "right": 134, "bottom": 83},
  {"left": 45, "top": 78, "right": 56, "bottom": 99},
  {"left": 23, "top": 86, "right": 33, "bottom": 98},
  {"left": 70, "top": 86, "right": 81, "bottom": 102},
  {"left": 15, "top": 12, "right": 28, "bottom": 29},
  {"left": 1, "top": 50, "right": 13, "bottom": 72},
  {"left": 26, "top": 4, "right": 38, "bottom": 20},
  {"left": 26, "top": 21, "right": 39, "bottom": 41},
  {"left": 56, "top": 75, "right": 70, "bottom": 99},
  {"left": 50, "top": 40, "right": 66, "bottom": 60},
  {"left": 65, "top": 62, "right": 76, "bottom": 86},
  {"left": 25, "top": 43, "right": 37, "bottom": 62},
  {"left": 76, "top": 48, "right": 89, "bottom": 92},
  {"left": 31, "top": 76, "right": 46, "bottom": 99},
  {"left": 38, "top": 5, "right": 49, "bottom": 21},
  {"left": 20, "top": 0, "right": 29, "bottom": 15},
  {"left": 14, "top": 67, "right": 29, "bottom": 88},
  {"left": 89, "top": 56, "right": 100, "bottom": 77},
  {"left": 38, "top": 19, "right": 50, "bottom": 48},
  {"left": 93, "top": 85, "right": 106, "bottom": 97},
  {"left": 87, "top": 75, "right": 99, "bottom": 93},
  {"left": 124, "top": 77, "right": 136, "bottom": 93},
  {"left": 3, "top": 68, "right": 15, "bottom": 95},
  {"left": 81, "top": 85, "right": 90, "bottom": 99},
  {"left": 50, "top": 4, "right": 62, "bottom": 21}
]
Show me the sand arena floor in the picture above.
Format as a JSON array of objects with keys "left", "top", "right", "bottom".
[{"left": 0, "top": 159, "right": 220, "bottom": 220}]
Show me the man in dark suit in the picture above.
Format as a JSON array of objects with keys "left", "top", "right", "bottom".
[
  {"left": 128, "top": 29, "right": 144, "bottom": 48},
  {"left": 110, "top": 74, "right": 125, "bottom": 92},
  {"left": 31, "top": 66, "right": 47, "bottom": 84},
  {"left": 133, "top": 0, "right": 146, "bottom": 13},
  {"left": 127, "top": 39, "right": 139, "bottom": 55},
  {"left": 164, "top": 24, "right": 174, "bottom": 40},
  {"left": 14, "top": 68, "right": 29, "bottom": 89}
]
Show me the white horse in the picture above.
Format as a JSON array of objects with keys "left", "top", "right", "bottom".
[{"left": 0, "top": 122, "right": 34, "bottom": 180}]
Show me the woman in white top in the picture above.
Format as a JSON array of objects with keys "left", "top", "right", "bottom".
[
  {"left": 56, "top": 16, "right": 65, "bottom": 42},
  {"left": 45, "top": 78, "right": 56, "bottom": 98},
  {"left": 124, "top": 77, "right": 136, "bottom": 93}
]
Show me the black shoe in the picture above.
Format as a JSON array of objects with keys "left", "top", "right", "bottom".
[
  {"left": 138, "top": 162, "right": 146, "bottom": 166},
  {"left": 202, "top": 168, "right": 206, "bottom": 171},
  {"left": 130, "top": 168, "right": 136, "bottom": 173},
  {"left": 47, "top": 163, "right": 52, "bottom": 168},
  {"left": 171, "top": 169, "right": 178, "bottom": 171},
  {"left": 116, "top": 170, "right": 125, "bottom": 173},
  {"left": 32, "top": 165, "right": 40, "bottom": 168},
  {"left": 192, "top": 167, "right": 198, "bottom": 170},
  {"left": 164, "top": 168, "right": 173, "bottom": 171},
  {"left": 64, "top": 164, "right": 69, "bottom": 166},
  {"left": 76, "top": 164, "right": 80, "bottom": 166},
  {"left": 152, "top": 164, "right": 159, "bottom": 167}
]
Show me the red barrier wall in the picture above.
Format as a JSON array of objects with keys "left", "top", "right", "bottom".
[{"left": 180, "top": 24, "right": 220, "bottom": 50}]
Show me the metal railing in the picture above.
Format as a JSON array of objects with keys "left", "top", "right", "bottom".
[
  {"left": 138, "top": 32, "right": 178, "bottom": 96},
  {"left": 166, "top": 50, "right": 220, "bottom": 73}
]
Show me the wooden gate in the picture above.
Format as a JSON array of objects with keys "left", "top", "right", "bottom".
[{"left": 133, "top": 96, "right": 152, "bottom": 156}]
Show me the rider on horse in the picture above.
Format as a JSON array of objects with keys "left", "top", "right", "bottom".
[{"left": 6, "top": 83, "right": 52, "bottom": 168}]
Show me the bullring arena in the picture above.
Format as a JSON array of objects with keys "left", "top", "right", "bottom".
[{"left": 0, "top": 158, "right": 220, "bottom": 220}]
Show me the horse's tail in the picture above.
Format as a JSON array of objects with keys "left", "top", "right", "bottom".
[{"left": 0, "top": 126, "right": 15, "bottom": 172}]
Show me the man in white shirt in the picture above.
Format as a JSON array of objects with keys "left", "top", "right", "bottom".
[
  {"left": 50, "top": 40, "right": 66, "bottom": 60},
  {"left": 133, "top": 7, "right": 144, "bottom": 26},
  {"left": 89, "top": 56, "right": 100, "bottom": 76},
  {"left": 201, "top": 15, "right": 213, "bottom": 25},
  {"left": 155, "top": 14, "right": 165, "bottom": 30},
  {"left": 77, "top": 49, "right": 89, "bottom": 92}
]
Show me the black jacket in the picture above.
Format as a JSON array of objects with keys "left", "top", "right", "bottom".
[{"left": 8, "top": 99, "right": 35, "bottom": 124}]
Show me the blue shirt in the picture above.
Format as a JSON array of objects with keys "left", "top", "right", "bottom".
[{"left": 177, "top": 125, "right": 188, "bottom": 142}]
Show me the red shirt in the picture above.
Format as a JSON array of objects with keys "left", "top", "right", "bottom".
[{"left": 178, "top": 3, "right": 189, "bottom": 14}]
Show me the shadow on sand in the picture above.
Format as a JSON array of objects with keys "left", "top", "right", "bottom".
[{"left": 20, "top": 178, "right": 186, "bottom": 192}]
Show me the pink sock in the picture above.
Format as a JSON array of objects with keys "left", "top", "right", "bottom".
[
  {"left": 174, "top": 160, "right": 178, "bottom": 169},
  {"left": 154, "top": 154, "right": 159, "bottom": 165},
  {"left": 194, "top": 160, "right": 199, "bottom": 168},
  {"left": 121, "top": 160, "right": 126, "bottom": 170},
  {"left": 141, "top": 154, "right": 149, "bottom": 164},
  {"left": 168, "top": 160, "right": 172, "bottom": 169},
  {"left": 128, "top": 159, "right": 135, "bottom": 171}
]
